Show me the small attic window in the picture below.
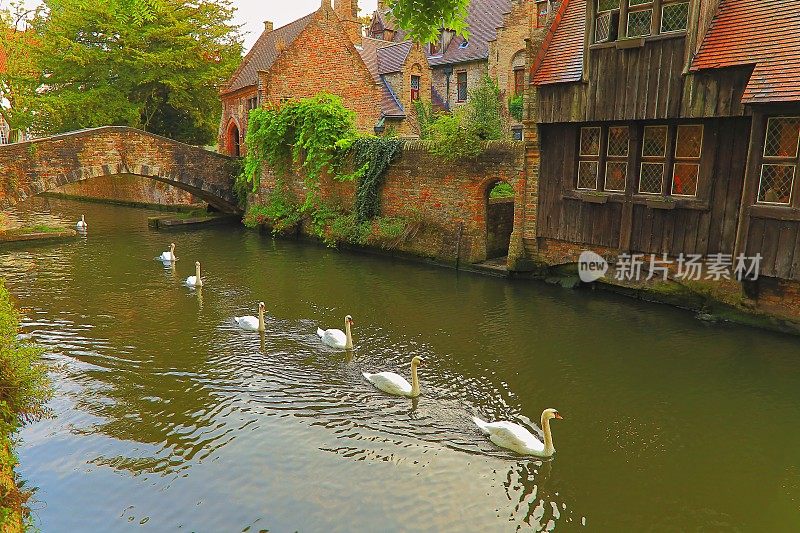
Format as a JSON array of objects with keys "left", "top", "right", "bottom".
[{"left": 459, "top": 40, "right": 469, "bottom": 49}]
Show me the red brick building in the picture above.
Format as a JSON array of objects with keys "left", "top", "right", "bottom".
[{"left": 218, "top": 0, "right": 435, "bottom": 152}]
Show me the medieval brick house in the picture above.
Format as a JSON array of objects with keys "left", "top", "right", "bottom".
[
  {"left": 368, "top": 0, "right": 546, "bottom": 135},
  {"left": 218, "top": 0, "right": 434, "bottom": 153},
  {"left": 524, "top": 0, "right": 800, "bottom": 304}
]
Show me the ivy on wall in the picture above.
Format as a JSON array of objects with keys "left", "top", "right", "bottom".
[
  {"left": 351, "top": 137, "right": 403, "bottom": 224},
  {"left": 239, "top": 94, "right": 408, "bottom": 246},
  {"left": 238, "top": 93, "right": 358, "bottom": 209}
]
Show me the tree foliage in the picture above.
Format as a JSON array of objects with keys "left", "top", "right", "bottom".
[
  {"left": 1, "top": 0, "right": 242, "bottom": 144},
  {"left": 422, "top": 76, "right": 507, "bottom": 161},
  {"left": 388, "top": 0, "right": 470, "bottom": 43}
]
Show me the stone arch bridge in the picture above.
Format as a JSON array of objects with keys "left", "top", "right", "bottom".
[{"left": 0, "top": 126, "right": 241, "bottom": 213}]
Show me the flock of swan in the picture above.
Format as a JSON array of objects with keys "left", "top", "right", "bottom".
[{"left": 78, "top": 215, "right": 563, "bottom": 458}]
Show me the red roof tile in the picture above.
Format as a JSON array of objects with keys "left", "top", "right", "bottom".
[
  {"left": 691, "top": 0, "right": 800, "bottom": 103},
  {"left": 532, "top": 0, "right": 585, "bottom": 86}
]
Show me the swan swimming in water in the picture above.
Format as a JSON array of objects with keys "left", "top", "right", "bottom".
[
  {"left": 234, "top": 302, "right": 265, "bottom": 332},
  {"left": 75, "top": 215, "right": 87, "bottom": 230},
  {"left": 473, "top": 408, "right": 563, "bottom": 457},
  {"left": 159, "top": 243, "right": 176, "bottom": 262},
  {"left": 317, "top": 315, "right": 353, "bottom": 349},
  {"left": 185, "top": 261, "right": 203, "bottom": 288},
  {"left": 363, "top": 356, "right": 424, "bottom": 398}
]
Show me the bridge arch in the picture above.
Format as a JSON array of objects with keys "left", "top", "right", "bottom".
[{"left": 0, "top": 127, "right": 242, "bottom": 213}]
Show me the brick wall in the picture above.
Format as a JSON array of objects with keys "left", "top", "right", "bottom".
[
  {"left": 432, "top": 60, "right": 488, "bottom": 111},
  {"left": 257, "top": 141, "right": 526, "bottom": 263},
  {"left": 219, "top": 86, "right": 257, "bottom": 156},
  {"left": 259, "top": 6, "right": 383, "bottom": 133},
  {"left": 488, "top": 0, "right": 534, "bottom": 127}
]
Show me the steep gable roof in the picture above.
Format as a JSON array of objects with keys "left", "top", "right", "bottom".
[
  {"left": 532, "top": 0, "right": 585, "bottom": 86},
  {"left": 358, "top": 38, "right": 406, "bottom": 117},
  {"left": 222, "top": 13, "right": 314, "bottom": 95},
  {"left": 690, "top": 0, "right": 800, "bottom": 103},
  {"left": 377, "top": 41, "right": 413, "bottom": 74}
]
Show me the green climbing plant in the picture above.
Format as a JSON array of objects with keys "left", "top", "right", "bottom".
[
  {"left": 238, "top": 93, "right": 359, "bottom": 209},
  {"left": 351, "top": 138, "right": 403, "bottom": 224}
]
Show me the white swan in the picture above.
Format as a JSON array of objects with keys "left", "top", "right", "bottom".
[
  {"left": 76, "top": 215, "right": 87, "bottom": 230},
  {"left": 473, "top": 408, "right": 563, "bottom": 457},
  {"left": 234, "top": 302, "right": 265, "bottom": 332},
  {"left": 317, "top": 315, "right": 353, "bottom": 349},
  {"left": 363, "top": 356, "right": 424, "bottom": 398},
  {"left": 185, "top": 261, "right": 203, "bottom": 288},
  {"left": 159, "top": 242, "right": 176, "bottom": 262}
]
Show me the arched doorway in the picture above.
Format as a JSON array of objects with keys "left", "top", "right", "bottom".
[
  {"left": 485, "top": 180, "right": 515, "bottom": 260},
  {"left": 227, "top": 121, "right": 240, "bottom": 157}
]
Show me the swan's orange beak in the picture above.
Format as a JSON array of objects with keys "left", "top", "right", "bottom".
[{"left": 554, "top": 412, "right": 563, "bottom": 420}]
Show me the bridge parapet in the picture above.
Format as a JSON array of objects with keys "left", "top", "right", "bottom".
[{"left": 0, "top": 126, "right": 241, "bottom": 213}]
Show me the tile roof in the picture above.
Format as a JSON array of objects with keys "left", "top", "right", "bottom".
[
  {"left": 532, "top": 0, "right": 585, "bottom": 86},
  {"left": 222, "top": 13, "right": 314, "bottom": 94},
  {"left": 690, "top": 0, "right": 800, "bottom": 103},
  {"left": 429, "top": 0, "right": 512, "bottom": 66},
  {"left": 358, "top": 38, "right": 406, "bottom": 118},
  {"left": 373, "top": 0, "right": 511, "bottom": 67},
  {"left": 377, "top": 41, "right": 413, "bottom": 74}
]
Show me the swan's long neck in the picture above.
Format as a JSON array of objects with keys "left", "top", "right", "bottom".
[
  {"left": 410, "top": 362, "right": 420, "bottom": 397},
  {"left": 344, "top": 319, "right": 353, "bottom": 349},
  {"left": 258, "top": 306, "right": 265, "bottom": 332},
  {"left": 541, "top": 412, "right": 555, "bottom": 456},
  {"left": 195, "top": 264, "right": 202, "bottom": 286}
]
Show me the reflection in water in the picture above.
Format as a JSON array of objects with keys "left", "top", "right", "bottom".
[{"left": 2, "top": 197, "right": 800, "bottom": 532}]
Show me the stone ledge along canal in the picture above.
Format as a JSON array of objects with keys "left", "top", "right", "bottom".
[{"left": 2, "top": 197, "right": 799, "bottom": 531}]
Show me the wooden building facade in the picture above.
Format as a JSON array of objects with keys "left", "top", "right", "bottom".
[{"left": 525, "top": 0, "right": 800, "bottom": 286}]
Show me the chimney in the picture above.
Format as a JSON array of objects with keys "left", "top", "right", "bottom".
[
  {"left": 333, "top": 0, "right": 363, "bottom": 46},
  {"left": 334, "top": 0, "right": 359, "bottom": 20},
  {"left": 263, "top": 20, "right": 273, "bottom": 33}
]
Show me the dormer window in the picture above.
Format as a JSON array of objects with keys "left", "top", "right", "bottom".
[{"left": 594, "top": 0, "right": 688, "bottom": 44}]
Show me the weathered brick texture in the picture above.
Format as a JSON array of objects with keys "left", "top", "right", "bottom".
[
  {"left": 259, "top": 6, "right": 383, "bottom": 133},
  {"left": 258, "top": 141, "right": 526, "bottom": 263},
  {"left": 0, "top": 127, "right": 240, "bottom": 212},
  {"left": 54, "top": 174, "right": 200, "bottom": 207}
]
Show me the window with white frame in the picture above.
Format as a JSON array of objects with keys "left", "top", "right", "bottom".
[
  {"left": 595, "top": 0, "right": 621, "bottom": 43},
  {"left": 576, "top": 126, "right": 629, "bottom": 192},
  {"left": 626, "top": 0, "right": 689, "bottom": 38},
  {"left": 758, "top": 117, "right": 800, "bottom": 206},
  {"left": 605, "top": 126, "right": 630, "bottom": 192},
  {"left": 575, "top": 123, "right": 704, "bottom": 197},
  {"left": 594, "top": 0, "right": 688, "bottom": 43},
  {"left": 672, "top": 124, "right": 703, "bottom": 196},
  {"left": 577, "top": 127, "right": 601, "bottom": 190}
]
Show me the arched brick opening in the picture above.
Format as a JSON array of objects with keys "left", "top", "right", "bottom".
[
  {"left": 226, "top": 120, "right": 241, "bottom": 157},
  {"left": 484, "top": 179, "right": 515, "bottom": 260}
]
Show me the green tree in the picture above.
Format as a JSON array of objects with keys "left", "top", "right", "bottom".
[
  {"left": 16, "top": 0, "right": 242, "bottom": 145},
  {"left": 388, "top": 0, "right": 470, "bottom": 43},
  {"left": 0, "top": 2, "right": 43, "bottom": 141}
]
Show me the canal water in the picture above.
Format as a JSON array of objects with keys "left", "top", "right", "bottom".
[{"left": 2, "top": 197, "right": 799, "bottom": 532}]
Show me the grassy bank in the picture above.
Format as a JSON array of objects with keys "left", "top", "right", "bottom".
[{"left": 0, "top": 281, "right": 52, "bottom": 531}]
